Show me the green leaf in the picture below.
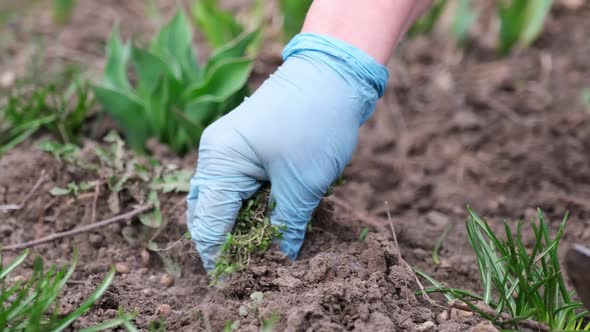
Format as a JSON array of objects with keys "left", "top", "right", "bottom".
[
  {"left": 131, "top": 47, "right": 173, "bottom": 96},
  {"left": 50, "top": 187, "right": 72, "bottom": 196},
  {"left": 278, "top": 0, "right": 312, "bottom": 41},
  {"left": 151, "top": 10, "right": 199, "bottom": 81},
  {"left": 452, "top": 0, "right": 476, "bottom": 45},
  {"left": 208, "top": 29, "right": 261, "bottom": 70},
  {"left": 183, "top": 57, "right": 253, "bottom": 103},
  {"left": 155, "top": 252, "right": 181, "bottom": 278},
  {"left": 409, "top": 0, "right": 448, "bottom": 36},
  {"left": 93, "top": 86, "right": 149, "bottom": 151},
  {"left": 139, "top": 191, "right": 163, "bottom": 228},
  {"left": 104, "top": 25, "right": 131, "bottom": 90},
  {"left": 52, "top": 268, "right": 116, "bottom": 331},
  {"left": 184, "top": 95, "right": 220, "bottom": 127},
  {"left": 150, "top": 169, "right": 192, "bottom": 193},
  {"left": 0, "top": 250, "right": 28, "bottom": 280},
  {"left": 521, "top": 0, "right": 553, "bottom": 47},
  {"left": 53, "top": 0, "right": 77, "bottom": 25},
  {"left": 191, "top": 0, "right": 243, "bottom": 48},
  {"left": 78, "top": 312, "right": 138, "bottom": 332}
]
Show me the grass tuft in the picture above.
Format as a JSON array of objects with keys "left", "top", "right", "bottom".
[
  {"left": 211, "top": 186, "right": 284, "bottom": 284},
  {"left": 0, "top": 249, "right": 137, "bottom": 331},
  {"left": 416, "top": 208, "right": 590, "bottom": 331}
]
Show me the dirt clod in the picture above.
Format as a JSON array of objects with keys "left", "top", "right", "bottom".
[
  {"left": 156, "top": 304, "right": 172, "bottom": 317},
  {"left": 416, "top": 321, "right": 436, "bottom": 331},
  {"left": 140, "top": 249, "right": 150, "bottom": 267},
  {"left": 159, "top": 274, "right": 174, "bottom": 288},
  {"left": 471, "top": 321, "right": 499, "bottom": 332},
  {"left": 115, "top": 263, "right": 130, "bottom": 274},
  {"left": 437, "top": 310, "right": 450, "bottom": 324}
]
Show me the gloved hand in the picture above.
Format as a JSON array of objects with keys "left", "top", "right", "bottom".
[{"left": 186, "top": 33, "right": 389, "bottom": 272}]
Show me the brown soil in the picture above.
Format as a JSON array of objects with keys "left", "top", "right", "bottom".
[{"left": 1, "top": 1, "right": 590, "bottom": 331}]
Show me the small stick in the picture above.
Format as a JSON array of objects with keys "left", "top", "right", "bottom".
[
  {"left": 90, "top": 182, "right": 100, "bottom": 224},
  {"left": 1, "top": 205, "right": 153, "bottom": 251},
  {"left": 0, "top": 171, "right": 48, "bottom": 212},
  {"left": 450, "top": 300, "right": 549, "bottom": 332},
  {"left": 324, "top": 196, "right": 388, "bottom": 233}
]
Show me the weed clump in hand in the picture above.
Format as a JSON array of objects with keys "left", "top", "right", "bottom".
[{"left": 211, "top": 186, "right": 284, "bottom": 284}]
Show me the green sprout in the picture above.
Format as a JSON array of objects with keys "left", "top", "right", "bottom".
[
  {"left": 415, "top": 208, "right": 590, "bottom": 331},
  {"left": 498, "top": 0, "right": 553, "bottom": 55},
  {"left": 0, "top": 249, "right": 137, "bottom": 331},
  {"left": 94, "top": 9, "right": 260, "bottom": 155}
]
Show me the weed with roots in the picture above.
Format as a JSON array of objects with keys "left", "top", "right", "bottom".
[{"left": 211, "top": 187, "right": 284, "bottom": 283}]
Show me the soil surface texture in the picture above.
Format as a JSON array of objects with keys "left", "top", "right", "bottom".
[{"left": 1, "top": 0, "right": 590, "bottom": 331}]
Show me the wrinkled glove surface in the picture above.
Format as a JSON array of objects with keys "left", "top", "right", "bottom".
[{"left": 187, "top": 33, "right": 389, "bottom": 271}]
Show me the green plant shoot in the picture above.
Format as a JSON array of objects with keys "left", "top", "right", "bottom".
[
  {"left": 278, "top": 0, "right": 313, "bottom": 41},
  {"left": 498, "top": 0, "right": 553, "bottom": 55},
  {"left": 94, "top": 9, "right": 260, "bottom": 155},
  {"left": 416, "top": 208, "right": 590, "bottom": 331}
]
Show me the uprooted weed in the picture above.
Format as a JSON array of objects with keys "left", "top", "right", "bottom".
[
  {"left": 210, "top": 178, "right": 345, "bottom": 284},
  {"left": 210, "top": 186, "right": 284, "bottom": 284}
]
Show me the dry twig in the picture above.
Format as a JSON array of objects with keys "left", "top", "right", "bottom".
[
  {"left": 0, "top": 171, "right": 48, "bottom": 212},
  {"left": 385, "top": 201, "right": 437, "bottom": 306},
  {"left": 1, "top": 204, "right": 153, "bottom": 251},
  {"left": 90, "top": 182, "right": 100, "bottom": 224}
]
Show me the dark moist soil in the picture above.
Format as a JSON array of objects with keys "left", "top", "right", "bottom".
[{"left": 2, "top": 1, "right": 590, "bottom": 331}]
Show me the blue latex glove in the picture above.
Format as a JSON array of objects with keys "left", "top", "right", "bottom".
[{"left": 187, "top": 33, "right": 389, "bottom": 272}]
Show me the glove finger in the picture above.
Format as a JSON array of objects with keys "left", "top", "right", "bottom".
[
  {"left": 268, "top": 168, "right": 333, "bottom": 261},
  {"left": 188, "top": 175, "right": 261, "bottom": 272}
]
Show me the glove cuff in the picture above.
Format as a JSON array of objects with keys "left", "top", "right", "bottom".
[{"left": 282, "top": 33, "right": 389, "bottom": 99}]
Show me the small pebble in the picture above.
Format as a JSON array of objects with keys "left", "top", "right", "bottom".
[
  {"left": 250, "top": 291, "right": 264, "bottom": 304},
  {"left": 104, "top": 309, "right": 117, "bottom": 318},
  {"left": 436, "top": 310, "right": 449, "bottom": 324},
  {"left": 156, "top": 304, "right": 172, "bottom": 317},
  {"left": 141, "top": 288, "right": 152, "bottom": 296},
  {"left": 450, "top": 308, "right": 474, "bottom": 319},
  {"left": 88, "top": 234, "right": 103, "bottom": 248},
  {"left": 0, "top": 71, "right": 15, "bottom": 88},
  {"left": 115, "top": 263, "right": 130, "bottom": 274},
  {"left": 471, "top": 321, "right": 499, "bottom": 332},
  {"left": 58, "top": 302, "right": 74, "bottom": 316},
  {"left": 160, "top": 274, "right": 174, "bottom": 287},
  {"left": 238, "top": 305, "right": 249, "bottom": 317},
  {"left": 141, "top": 249, "right": 151, "bottom": 267},
  {"left": 415, "top": 321, "right": 436, "bottom": 332}
]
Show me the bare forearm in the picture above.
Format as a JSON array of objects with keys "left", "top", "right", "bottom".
[{"left": 302, "top": 0, "right": 432, "bottom": 64}]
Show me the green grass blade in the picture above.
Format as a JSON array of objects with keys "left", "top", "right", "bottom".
[
  {"left": 412, "top": 268, "right": 455, "bottom": 302},
  {"left": 78, "top": 312, "right": 138, "bottom": 332},
  {"left": 432, "top": 223, "right": 453, "bottom": 265},
  {"left": 521, "top": 0, "right": 553, "bottom": 47},
  {"left": 0, "top": 249, "right": 28, "bottom": 279},
  {"left": 52, "top": 268, "right": 116, "bottom": 331}
]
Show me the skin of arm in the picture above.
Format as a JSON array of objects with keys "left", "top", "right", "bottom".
[{"left": 302, "top": 0, "right": 434, "bottom": 64}]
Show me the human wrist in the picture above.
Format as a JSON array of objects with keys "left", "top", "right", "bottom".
[
  {"left": 282, "top": 33, "right": 389, "bottom": 99},
  {"left": 301, "top": 0, "right": 418, "bottom": 63}
]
